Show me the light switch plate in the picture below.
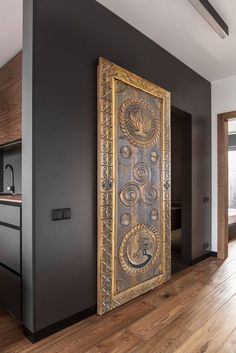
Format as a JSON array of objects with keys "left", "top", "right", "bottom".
[{"left": 51, "top": 208, "right": 71, "bottom": 221}]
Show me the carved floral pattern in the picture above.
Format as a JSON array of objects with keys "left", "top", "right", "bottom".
[
  {"left": 119, "top": 99, "right": 160, "bottom": 148},
  {"left": 119, "top": 224, "right": 161, "bottom": 275}
]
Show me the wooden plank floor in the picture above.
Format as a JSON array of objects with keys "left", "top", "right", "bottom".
[{"left": 2, "top": 239, "right": 236, "bottom": 353}]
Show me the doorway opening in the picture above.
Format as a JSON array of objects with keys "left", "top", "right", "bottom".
[
  {"left": 171, "top": 107, "right": 192, "bottom": 274},
  {"left": 228, "top": 121, "right": 236, "bottom": 242},
  {"left": 218, "top": 112, "right": 236, "bottom": 259}
]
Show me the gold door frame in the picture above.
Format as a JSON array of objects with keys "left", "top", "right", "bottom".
[{"left": 97, "top": 58, "right": 171, "bottom": 315}]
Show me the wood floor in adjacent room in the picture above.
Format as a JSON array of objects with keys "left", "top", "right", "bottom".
[{"left": 2, "top": 239, "right": 236, "bottom": 353}]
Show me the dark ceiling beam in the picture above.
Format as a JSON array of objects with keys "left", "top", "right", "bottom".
[{"left": 189, "top": 0, "right": 229, "bottom": 39}]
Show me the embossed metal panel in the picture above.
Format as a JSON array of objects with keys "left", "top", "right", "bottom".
[{"left": 97, "top": 58, "right": 171, "bottom": 315}]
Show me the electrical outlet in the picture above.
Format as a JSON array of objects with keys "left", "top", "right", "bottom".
[{"left": 203, "top": 242, "right": 209, "bottom": 250}]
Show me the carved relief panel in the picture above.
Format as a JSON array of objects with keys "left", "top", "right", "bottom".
[{"left": 97, "top": 58, "right": 171, "bottom": 315}]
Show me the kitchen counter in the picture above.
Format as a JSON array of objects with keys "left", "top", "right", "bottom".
[{"left": 0, "top": 194, "right": 22, "bottom": 204}]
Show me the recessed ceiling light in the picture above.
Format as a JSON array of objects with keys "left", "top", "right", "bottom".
[{"left": 189, "top": 0, "right": 229, "bottom": 39}]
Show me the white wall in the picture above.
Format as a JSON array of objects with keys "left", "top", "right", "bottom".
[{"left": 212, "top": 75, "right": 236, "bottom": 251}]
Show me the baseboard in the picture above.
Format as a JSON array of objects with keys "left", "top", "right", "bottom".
[
  {"left": 211, "top": 251, "right": 217, "bottom": 257},
  {"left": 23, "top": 305, "right": 97, "bottom": 343},
  {"left": 191, "top": 251, "right": 217, "bottom": 265}
]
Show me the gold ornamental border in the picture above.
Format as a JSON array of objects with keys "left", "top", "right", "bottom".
[{"left": 97, "top": 57, "right": 171, "bottom": 315}]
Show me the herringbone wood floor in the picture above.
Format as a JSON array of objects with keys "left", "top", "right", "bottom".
[{"left": 1, "top": 239, "right": 236, "bottom": 353}]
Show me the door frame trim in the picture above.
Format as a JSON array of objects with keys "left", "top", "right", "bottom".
[{"left": 218, "top": 111, "right": 236, "bottom": 259}]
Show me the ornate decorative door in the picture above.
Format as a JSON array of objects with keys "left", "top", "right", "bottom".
[{"left": 97, "top": 58, "right": 171, "bottom": 315}]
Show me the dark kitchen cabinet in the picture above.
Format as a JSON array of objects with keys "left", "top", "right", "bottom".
[
  {"left": 0, "top": 201, "right": 22, "bottom": 320},
  {"left": 0, "top": 225, "right": 21, "bottom": 273},
  {"left": 0, "top": 265, "right": 21, "bottom": 319}
]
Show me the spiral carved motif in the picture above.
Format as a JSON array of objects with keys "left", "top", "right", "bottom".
[
  {"left": 142, "top": 184, "right": 159, "bottom": 205},
  {"left": 133, "top": 163, "right": 150, "bottom": 185},
  {"left": 120, "top": 183, "right": 141, "bottom": 207}
]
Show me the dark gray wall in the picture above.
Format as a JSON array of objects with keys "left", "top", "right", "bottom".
[
  {"left": 22, "top": 0, "right": 34, "bottom": 332},
  {"left": 171, "top": 115, "right": 187, "bottom": 204},
  {"left": 23, "top": 0, "right": 211, "bottom": 332},
  {"left": 3, "top": 148, "right": 22, "bottom": 194},
  {"left": 171, "top": 109, "right": 192, "bottom": 265}
]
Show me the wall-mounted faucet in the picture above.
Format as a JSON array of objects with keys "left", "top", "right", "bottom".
[{"left": 5, "top": 164, "right": 15, "bottom": 194}]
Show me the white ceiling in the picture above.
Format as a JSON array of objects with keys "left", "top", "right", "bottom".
[
  {"left": 0, "top": 0, "right": 22, "bottom": 69},
  {"left": 0, "top": 0, "right": 236, "bottom": 82},
  {"left": 97, "top": 0, "right": 236, "bottom": 82}
]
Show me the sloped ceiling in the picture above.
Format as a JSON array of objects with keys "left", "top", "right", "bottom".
[
  {"left": 0, "top": 0, "right": 22, "bottom": 69},
  {"left": 97, "top": 0, "right": 236, "bottom": 82},
  {"left": 1, "top": 0, "right": 236, "bottom": 82}
]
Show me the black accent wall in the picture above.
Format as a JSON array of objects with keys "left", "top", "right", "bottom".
[
  {"left": 22, "top": 0, "right": 211, "bottom": 333},
  {"left": 171, "top": 108, "right": 192, "bottom": 266}
]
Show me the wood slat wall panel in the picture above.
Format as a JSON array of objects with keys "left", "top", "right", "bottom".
[{"left": 0, "top": 52, "right": 22, "bottom": 146}]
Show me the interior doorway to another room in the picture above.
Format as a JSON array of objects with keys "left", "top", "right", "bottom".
[
  {"left": 171, "top": 107, "right": 192, "bottom": 274},
  {"left": 227, "top": 121, "right": 236, "bottom": 242},
  {"left": 218, "top": 112, "right": 236, "bottom": 259}
]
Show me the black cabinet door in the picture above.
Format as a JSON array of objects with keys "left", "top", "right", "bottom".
[
  {"left": 0, "top": 204, "right": 20, "bottom": 227},
  {"left": 0, "top": 225, "right": 21, "bottom": 273},
  {"left": 0, "top": 265, "right": 21, "bottom": 320}
]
